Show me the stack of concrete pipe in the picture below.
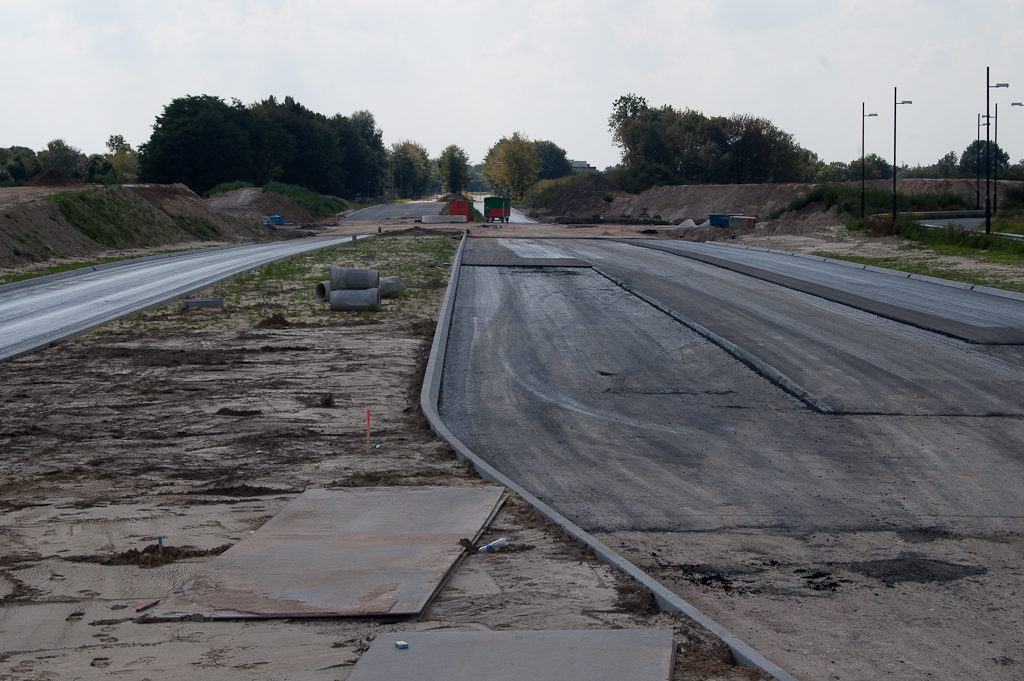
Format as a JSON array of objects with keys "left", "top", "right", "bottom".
[{"left": 315, "top": 267, "right": 403, "bottom": 311}]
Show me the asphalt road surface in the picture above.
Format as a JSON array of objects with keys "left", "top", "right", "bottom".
[
  {"left": 440, "top": 237, "right": 1024, "bottom": 533},
  {"left": 0, "top": 236, "right": 357, "bottom": 361},
  {"left": 343, "top": 201, "right": 444, "bottom": 221},
  {"left": 439, "top": 236, "right": 1024, "bottom": 676}
]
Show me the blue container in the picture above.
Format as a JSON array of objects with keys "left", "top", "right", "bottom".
[{"left": 709, "top": 213, "right": 735, "bottom": 227}]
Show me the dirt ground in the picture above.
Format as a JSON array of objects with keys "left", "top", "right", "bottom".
[{"left": 0, "top": 234, "right": 768, "bottom": 681}]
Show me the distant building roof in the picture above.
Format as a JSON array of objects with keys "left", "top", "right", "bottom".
[{"left": 568, "top": 159, "right": 598, "bottom": 173}]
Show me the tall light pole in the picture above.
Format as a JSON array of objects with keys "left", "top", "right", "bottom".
[
  {"left": 986, "top": 67, "right": 1009, "bottom": 233},
  {"left": 862, "top": 103, "right": 877, "bottom": 219},
  {"left": 893, "top": 87, "right": 912, "bottom": 226},
  {"left": 977, "top": 113, "right": 983, "bottom": 209},
  {"left": 995, "top": 103, "right": 1000, "bottom": 213}
]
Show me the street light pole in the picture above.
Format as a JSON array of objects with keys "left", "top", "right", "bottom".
[
  {"left": 985, "top": 67, "right": 1009, "bottom": 233},
  {"left": 977, "top": 113, "right": 982, "bottom": 209},
  {"left": 862, "top": 103, "right": 877, "bottom": 220},
  {"left": 995, "top": 103, "right": 1000, "bottom": 213},
  {"left": 893, "top": 87, "right": 912, "bottom": 226}
]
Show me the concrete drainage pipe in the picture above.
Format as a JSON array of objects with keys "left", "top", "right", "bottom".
[
  {"left": 315, "top": 280, "right": 331, "bottom": 301},
  {"left": 330, "top": 287, "right": 381, "bottom": 311},
  {"left": 380, "top": 276, "right": 403, "bottom": 298},
  {"left": 330, "top": 267, "right": 379, "bottom": 291}
]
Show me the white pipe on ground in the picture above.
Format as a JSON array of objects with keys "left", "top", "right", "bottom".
[
  {"left": 380, "top": 276, "right": 403, "bottom": 298},
  {"left": 315, "top": 280, "right": 330, "bottom": 301},
  {"left": 330, "top": 267, "right": 379, "bottom": 290},
  {"left": 329, "top": 288, "right": 381, "bottom": 311}
]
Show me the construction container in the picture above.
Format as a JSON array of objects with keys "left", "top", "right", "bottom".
[
  {"left": 484, "top": 196, "right": 511, "bottom": 223},
  {"left": 728, "top": 215, "right": 757, "bottom": 229},
  {"left": 709, "top": 213, "right": 738, "bottom": 227},
  {"left": 448, "top": 200, "right": 471, "bottom": 221}
]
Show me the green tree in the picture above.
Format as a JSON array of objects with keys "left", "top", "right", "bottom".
[
  {"left": 437, "top": 144, "right": 470, "bottom": 193},
  {"left": 533, "top": 140, "right": 573, "bottom": 180},
  {"left": 388, "top": 140, "right": 433, "bottom": 198},
  {"left": 960, "top": 140, "right": 1009, "bottom": 175},
  {"left": 37, "top": 139, "right": 85, "bottom": 177},
  {"left": 1, "top": 147, "right": 39, "bottom": 183},
  {"left": 936, "top": 150, "right": 959, "bottom": 178},
  {"left": 139, "top": 95, "right": 252, "bottom": 194},
  {"left": 482, "top": 132, "right": 540, "bottom": 199}
]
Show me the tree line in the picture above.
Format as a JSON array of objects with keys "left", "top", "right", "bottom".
[
  {"left": 137, "top": 95, "right": 386, "bottom": 198},
  {"left": 608, "top": 93, "right": 1024, "bottom": 189},
  {"left": 1, "top": 136, "right": 139, "bottom": 186}
]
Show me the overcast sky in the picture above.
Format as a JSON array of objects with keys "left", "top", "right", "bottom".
[{"left": 4, "top": 0, "right": 1023, "bottom": 171}]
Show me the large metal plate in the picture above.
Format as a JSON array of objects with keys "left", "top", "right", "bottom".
[
  {"left": 347, "top": 630, "right": 676, "bottom": 681},
  {"left": 149, "top": 486, "right": 505, "bottom": 619}
]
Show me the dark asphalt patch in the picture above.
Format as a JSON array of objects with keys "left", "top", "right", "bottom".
[{"left": 847, "top": 557, "right": 987, "bottom": 585}]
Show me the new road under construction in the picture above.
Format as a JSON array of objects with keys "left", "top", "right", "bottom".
[{"left": 2, "top": 228, "right": 1022, "bottom": 680}]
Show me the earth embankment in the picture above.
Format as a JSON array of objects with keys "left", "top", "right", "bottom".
[
  {"left": 538, "top": 177, "right": 1019, "bottom": 225},
  {"left": 0, "top": 183, "right": 274, "bottom": 269}
]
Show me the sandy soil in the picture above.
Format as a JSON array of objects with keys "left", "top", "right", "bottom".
[{"left": 0, "top": 236, "right": 767, "bottom": 680}]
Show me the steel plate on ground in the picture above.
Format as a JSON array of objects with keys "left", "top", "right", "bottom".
[
  {"left": 149, "top": 486, "right": 506, "bottom": 619},
  {"left": 347, "top": 629, "right": 676, "bottom": 681}
]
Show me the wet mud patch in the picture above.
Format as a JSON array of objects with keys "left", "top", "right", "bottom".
[
  {"left": 193, "top": 484, "right": 293, "bottom": 497},
  {"left": 66, "top": 543, "right": 232, "bottom": 568},
  {"left": 613, "top": 572, "right": 659, "bottom": 617},
  {"left": 847, "top": 557, "right": 987, "bottom": 585}
]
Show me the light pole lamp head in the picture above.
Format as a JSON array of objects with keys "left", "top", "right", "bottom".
[
  {"left": 1013, "top": 102, "right": 1024, "bottom": 107},
  {"left": 898, "top": 100, "right": 912, "bottom": 105},
  {"left": 994, "top": 83, "right": 1010, "bottom": 88},
  {"left": 866, "top": 112, "right": 878, "bottom": 117}
]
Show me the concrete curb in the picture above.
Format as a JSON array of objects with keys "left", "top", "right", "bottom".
[
  {"left": 419, "top": 235, "right": 799, "bottom": 681},
  {"left": 593, "top": 267, "right": 833, "bottom": 415},
  {"left": 698, "top": 240, "right": 1024, "bottom": 303}
]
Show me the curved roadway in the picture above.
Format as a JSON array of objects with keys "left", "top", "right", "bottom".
[{"left": 0, "top": 236, "right": 358, "bottom": 361}]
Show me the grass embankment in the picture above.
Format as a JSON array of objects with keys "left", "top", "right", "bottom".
[
  {"left": 204, "top": 181, "right": 369, "bottom": 216},
  {"left": 523, "top": 175, "right": 587, "bottom": 210},
  {"left": 813, "top": 249, "right": 1024, "bottom": 294},
  {"left": 107, "top": 234, "right": 460, "bottom": 334},
  {"left": 770, "top": 184, "right": 973, "bottom": 221},
  {"left": 46, "top": 186, "right": 222, "bottom": 245},
  {"left": 774, "top": 184, "right": 1024, "bottom": 292}
]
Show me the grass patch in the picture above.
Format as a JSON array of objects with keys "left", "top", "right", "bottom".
[
  {"left": 263, "top": 182, "right": 348, "bottom": 216},
  {"left": 203, "top": 180, "right": 256, "bottom": 198},
  {"left": 770, "top": 184, "right": 974, "bottom": 221},
  {"left": 46, "top": 187, "right": 180, "bottom": 248},
  {"left": 813, "top": 249, "right": 1024, "bottom": 294},
  {"left": 524, "top": 175, "right": 587, "bottom": 211}
]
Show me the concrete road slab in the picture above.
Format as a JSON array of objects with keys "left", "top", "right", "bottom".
[
  {"left": 461, "top": 238, "right": 588, "bottom": 267},
  {"left": 347, "top": 629, "right": 675, "bottom": 681},
  {"left": 628, "top": 239, "right": 1024, "bottom": 343},
  {"left": 150, "top": 486, "right": 506, "bottom": 619}
]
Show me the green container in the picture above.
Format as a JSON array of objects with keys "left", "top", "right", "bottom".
[{"left": 484, "top": 196, "right": 511, "bottom": 223}]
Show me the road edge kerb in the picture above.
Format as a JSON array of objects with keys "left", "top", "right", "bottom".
[
  {"left": 419, "top": 235, "right": 800, "bottom": 681},
  {"left": 593, "top": 267, "right": 834, "bottom": 415},
  {"left": 701, "top": 240, "right": 1024, "bottom": 303}
]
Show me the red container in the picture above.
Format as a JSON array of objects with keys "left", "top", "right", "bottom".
[{"left": 448, "top": 201, "right": 471, "bottom": 220}]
